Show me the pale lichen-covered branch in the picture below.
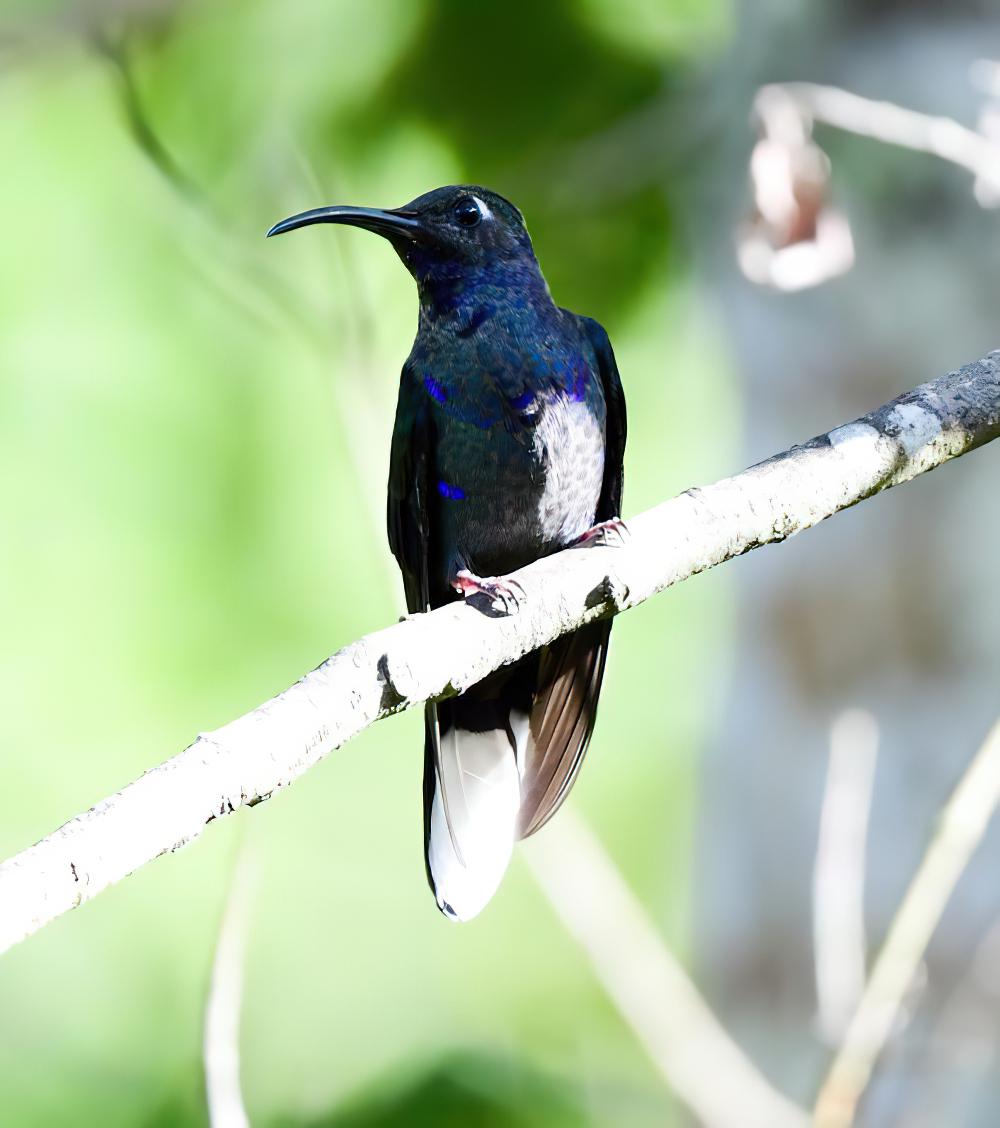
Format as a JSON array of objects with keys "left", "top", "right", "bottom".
[{"left": 1, "top": 351, "right": 997, "bottom": 955}]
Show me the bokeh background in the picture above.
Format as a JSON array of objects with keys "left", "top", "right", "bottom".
[{"left": 2, "top": 1, "right": 999, "bottom": 1125}]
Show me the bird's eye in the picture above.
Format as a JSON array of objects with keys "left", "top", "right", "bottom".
[{"left": 453, "top": 197, "right": 482, "bottom": 228}]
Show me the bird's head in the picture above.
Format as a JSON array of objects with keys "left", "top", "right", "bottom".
[{"left": 268, "top": 184, "right": 542, "bottom": 302}]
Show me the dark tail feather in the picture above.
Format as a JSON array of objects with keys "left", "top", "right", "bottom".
[{"left": 517, "top": 621, "right": 611, "bottom": 839}]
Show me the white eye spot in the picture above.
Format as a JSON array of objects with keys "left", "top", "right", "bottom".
[{"left": 471, "top": 195, "right": 492, "bottom": 221}]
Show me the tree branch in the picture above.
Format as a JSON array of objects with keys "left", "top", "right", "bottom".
[
  {"left": 760, "top": 82, "right": 1000, "bottom": 197},
  {"left": 1, "top": 352, "right": 997, "bottom": 955},
  {"left": 203, "top": 845, "right": 256, "bottom": 1128},
  {"left": 527, "top": 809, "right": 809, "bottom": 1128},
  {"left": 814, "top": 717, "right": 1000, "bottom": 1127},
  {"left": 812, "top": 709, "right": 878, "bottom": 1043}
]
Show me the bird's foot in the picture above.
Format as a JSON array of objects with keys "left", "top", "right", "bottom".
[
  {"left": 452, "top": 569, "right": 525, "bottom": 615},
  {"left": 571, "top": 517, "right": 630, "bottom": 548}
]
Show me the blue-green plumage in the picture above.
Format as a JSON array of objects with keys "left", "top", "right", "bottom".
[
  {"left": 268, "top": 185, "right": 626, "bottom": 920},
  {"left": 400, "top": 307, "right": 610, "bottom": 588}
]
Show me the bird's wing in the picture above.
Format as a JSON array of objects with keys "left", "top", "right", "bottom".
[
  {"left": 583, "top": 315, "right": 627, "bottom": 522},
  {"left": 516, "top": 316, "right": 626, "bottom": 839},
  {"left": 387, "top": 365, "right": 485, "bottom": 874},
  {"left": 517, "top": 621, "right": 611, "bottom": 838},
  {"left": 387, "top": 362, "right": 433, "bottom": 615}
]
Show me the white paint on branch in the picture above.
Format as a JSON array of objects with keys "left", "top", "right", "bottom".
[{"left": 0, "top": 352, "right": 997, "bottom": 955}]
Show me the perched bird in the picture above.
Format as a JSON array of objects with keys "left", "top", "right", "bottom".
[{"left": 268, "top": 186, "right": 626, "bottom": 921}]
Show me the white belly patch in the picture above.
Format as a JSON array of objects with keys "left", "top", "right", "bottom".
[{"left": 533, "top": 394, "right": 604, "bottom": 544}]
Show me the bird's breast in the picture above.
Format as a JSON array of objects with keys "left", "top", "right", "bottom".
[
  {"left": 531, "top": 392, "right": 605, "bottom": 545},
  {"left": 432, "top": 388, "right": 605, "bottom": 581}
]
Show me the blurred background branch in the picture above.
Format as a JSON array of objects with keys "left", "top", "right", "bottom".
[
  {"left": 739, "top": 70, "right": 1000, "bottom": 291},
  {"left": 526, "top": 808, "right": 809, "bottom": 1128},
  {"left": 815, "top": 719, "right": 1000, "bottom": 1127},
  {"left": 759, "top": 80, "right": 1000, "bottom": 196},
  {"left": 90, "top": 24, "right": 200, "bottom": 202},
  {"left": 203, "top": 844, "right": 256, "bottom": 1128},
  {"left": 812, "top": 709, "right": 879, "bottom": 1045}
]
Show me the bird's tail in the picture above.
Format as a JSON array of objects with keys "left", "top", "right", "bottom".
[{"left": 423, "top": 621, "right": 611, "bottom": 921}]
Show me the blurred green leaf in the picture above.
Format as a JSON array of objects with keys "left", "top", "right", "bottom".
[{"left": 288, "top": 1052, "right": 589, "bottom": 1128}]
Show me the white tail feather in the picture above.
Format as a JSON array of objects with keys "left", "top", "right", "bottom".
[{"left": 427, "top": 723, "right": 521, "bottom": 922}]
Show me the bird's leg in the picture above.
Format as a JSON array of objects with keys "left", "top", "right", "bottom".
[
  {"left": 452, "top": 569, "right": 525, "bottom": 615},
  {"left": 570, "top": 517, "right": 630, "bottom": 548}
]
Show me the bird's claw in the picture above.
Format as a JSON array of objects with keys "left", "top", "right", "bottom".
[
  {"left": 452, "top": 569, "right": 525, "bottom": 615},
  {"left": 571, "top": 517, "right": 630, "bottom": 549}
]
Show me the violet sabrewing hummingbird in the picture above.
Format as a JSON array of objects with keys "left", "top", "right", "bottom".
[{"left": 268, "top": 186, "right": 626, "bottom": 921}]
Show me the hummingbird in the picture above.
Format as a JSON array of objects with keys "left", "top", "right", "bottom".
[{"left": 268, "top": 186, "right": 626, "bottom": 921}]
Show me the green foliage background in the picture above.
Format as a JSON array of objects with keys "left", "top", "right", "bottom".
[{"left": 0, "top": 2, "right": 739, "bottom": 1124}]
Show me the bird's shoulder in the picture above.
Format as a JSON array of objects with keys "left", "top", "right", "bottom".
[
  {"left": 408, "top": 309, "right": 607, "bottom": 423},
  {"left": 559, "top": 310, "right": 613, "bottom": 363}
]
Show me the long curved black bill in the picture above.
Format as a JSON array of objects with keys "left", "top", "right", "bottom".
[{"left": 266, "top": 205, "right": 422, "bottom": 240}]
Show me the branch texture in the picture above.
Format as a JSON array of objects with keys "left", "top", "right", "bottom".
[{"left": 1, "top": 351, "right": 998, "bottom": 954}]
